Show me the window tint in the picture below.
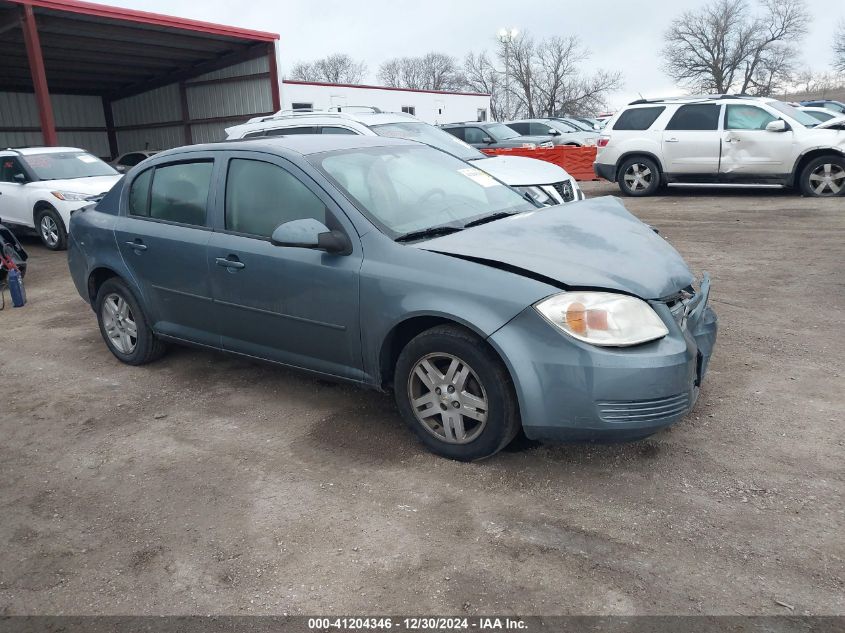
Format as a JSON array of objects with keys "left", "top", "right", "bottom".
[
  {"left": 805, "top": 110, "right": 835, "bottom": 122},
  {"left": 725, "top": 105, "right": 776, "bottom": 130},
  {"left": 463, "top": 127, "right": 489, "bottom": 144},
  {"left": 120, "top": 153, "right": 145, "bottom": 167},
  {"left": 225, "top": 159, "right": 327, "bottom": 238},
  {"left": 320, "top": 126, "right": 356, "bottom": 135},
  {"left": 666, "top": 104, "right": 721, "bottom": 130},
  {"left": 612, "top": 106, "right": 666, "bottom": 131},
  {"left": 0, "top": 157, "right": 26, "bottom": 183},
  {"left": 529, "top": 122, "right": 555, "bottom": 135},
  {"left": 508, "top": 122, "right": 530, "bottom": 135},
  {"left": 128, "top": 168, "right": 152, "bottom": 216},
  {"left": 148, "top": 162, "right": 212, "bottom": 225},
  {"left": 443, "top": 127, "right": 465, "bottom": 141}
]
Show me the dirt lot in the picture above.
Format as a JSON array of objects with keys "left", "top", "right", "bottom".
[{"left": 0, "top": 182, "right": 842, "bottom": 616}]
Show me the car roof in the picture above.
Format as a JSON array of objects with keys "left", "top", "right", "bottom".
[
  {"left": 0, "top": 146, "right": 85, "bottom": 156},
  {"left": 228, "top": 110, "right": 421, "bottom": 134},
  {"left": 155, "top": 135, "right": 419, "bottom": 160},
  {"left": 441, "top": 122, "right": 491, "bottom": 127}
]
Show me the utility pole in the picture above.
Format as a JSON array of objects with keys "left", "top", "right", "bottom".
[{"left": 497, "top": 28, "right": 519, "bottom": 120}]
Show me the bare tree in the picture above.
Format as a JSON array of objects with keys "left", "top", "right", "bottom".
[
  {"left": 835, "top": 20, "right": 845, "bottom": 73},
  {"left": 378, "top": 53, "right": 463, "bottom": 91},
  {"left": 462, "top": 51, "right": 504, "bottom": 120},
  {"left": 662, "top": 0, "right": 809, "bottom": 95},
  {"left": 494, "top": 32, "right": 621, "bottom": 119},
  {"left": 288, "top": 53, "right": 366, "bottom": 84}
]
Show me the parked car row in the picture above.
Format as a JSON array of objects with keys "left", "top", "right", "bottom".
[{"left": 594, "top": 94, "right": 845, "bottom": 198}]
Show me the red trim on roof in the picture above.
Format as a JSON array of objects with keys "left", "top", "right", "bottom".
[
  {"left": 10, "top": 0, "right": 279, "bottom": 41},
  {"left": 282, "top": 79, "right": 490, "bottom": 98}
]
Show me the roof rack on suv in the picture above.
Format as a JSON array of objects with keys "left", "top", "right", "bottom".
[
  {"left": 244, "top": 106, "right": 389, "bottom": 126},
  {"left": 627, "top": 94, "right": 757, "bottom": 105}
]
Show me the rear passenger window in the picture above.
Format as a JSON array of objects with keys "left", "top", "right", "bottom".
[
  {"left": 612, "top": 107, "right": 666, "bottom": 131},
  {"left": 128, "top": 168, "right": 152, "bottom": 216},
  {"left": 508, "top": 122, "right": 530, "bottom": 134},
  {"left": 225, "top": 159, "right": 327, "bottom": 238},
  {"left": 463, "top": 127, "right": 488, "bottom": 144},
  {"left": 666, "top": 104, "right": 721, "bottom": 130},
  {"left": 320, "top": 127, "right": 356, "bottom": 135},
  {"left": 443, "top": 127, "right": 465, "bottom": 141},
  {"left": 148, "top": 162, "right": 213, "bottom": 225}
]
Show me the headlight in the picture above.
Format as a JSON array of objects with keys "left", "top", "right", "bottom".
[
  {"left": 513, "top": 185, "right": 556, "bottom": 206},
  {"left": 534, "top": 292, "right": 668, "bottom": 347},
  {"left": 51, "top": 191, "right": 91, "bottom": 201}
]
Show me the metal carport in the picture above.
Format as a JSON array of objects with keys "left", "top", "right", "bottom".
[{"left": 0, "top": 0, "right": 279, "bottom": 158}]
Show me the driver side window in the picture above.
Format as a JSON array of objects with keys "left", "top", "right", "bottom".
[
  {"left": 463, "top": 127, "right": 488, "bottom": 144},
  {"left": 0, "top": 158, "right": 27, "bottom": 183},
  {"left": 225, "top": 158, "right": 327, "bottom": 238},
  {"left": 725, "top": 105, "right": 777, "bottom": 130}
]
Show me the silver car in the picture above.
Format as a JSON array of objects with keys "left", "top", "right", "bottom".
[{"left": 507, "top": 118, "right": 599, "bottom": 146}]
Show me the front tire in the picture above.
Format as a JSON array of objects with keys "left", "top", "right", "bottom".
[
  {"left": 394, "top": 325, "right": 520, "bottom": 461},
  {"left": 95, "top": 278, "right": 166, "bottom": 365},
  {"left": 799, "top": 156, "right": 845, "bottom": 197},
  {"left": 35, "top": 207, "right": 67, "bottom": 251},
  {"left": 617, "top": 156, "right": 661, "bottom": 196}
]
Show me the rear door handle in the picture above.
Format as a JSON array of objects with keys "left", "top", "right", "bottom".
[
  {"left": 216, "top": 256, "right": 245, "bottom": 270},
  {"left": 125, "top": 240, "right": 147, "bottom": 251}
]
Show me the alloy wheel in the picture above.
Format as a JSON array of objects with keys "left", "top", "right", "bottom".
[
  {"left": 40, "top": 215, "right": 59, "bottom": 248},
  {"left": 623, "top": 163, "right": 653, "bottom": 192},
  {"left": 808, "top": 163, "right": 845, "bottom": 196},
  {"left": 407, "top": 352, "right": 488, "bottom": 444},
  {"left": 101, "top": 293, "right": 138, "bottom": 354}
]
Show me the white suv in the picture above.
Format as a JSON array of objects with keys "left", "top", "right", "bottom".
[
  {"left": 225, "top": 109, "right": 584, "bottom": 206},
  {"left": 0, "top": 147, "right": 121, "bottom": 250},
  {"left": 594, "top": 95, "right": 845, "bottom": 197}
]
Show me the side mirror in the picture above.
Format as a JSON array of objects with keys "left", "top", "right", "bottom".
[
  {"left": 548, "top": 129, "right": 561, "bottom": 136},
  {"left": 271, "top": 218, "right": 351, "bottom": 255},
  {"left": 13, "top": 173, "right": 27, "bottom": 184},
  {"left": 766, "top": 119, "right": 788, "bottom": 132},
  {"left": 482, "top": 136, "right": 494, "bottom": 144},
  {"left": 115, "top": 165, "right": 127, "bottom": 173}
]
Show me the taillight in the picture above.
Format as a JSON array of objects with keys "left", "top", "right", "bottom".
[{"left": 597, "top": 136, "right": 610, "bottom": 148}]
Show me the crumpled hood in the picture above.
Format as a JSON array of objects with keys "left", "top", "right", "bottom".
[
  {"left": 416, "top": 196, "right": 695, "bottom": 300},
  {"left": 37, "top": 175, "right": 122, "bottom": 196},
  {"left": 473, "top": 155, "right": 572, "bottom": 185}
]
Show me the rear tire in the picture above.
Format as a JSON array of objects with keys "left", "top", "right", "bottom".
[
  {"left": 95, "top": 278, "right": 166, "bottom": 365},
  {"left": 617, "top": 156, "right": 661, "bottom": 197},
  {"left": 394, "top": 325, "right": 520, "bottom": 461},
  {"left": 799, "top": 155, "right": 845, "bottom": 197},
  {"left": 35, "top": 207, "right": 67, "bottom": 251}
]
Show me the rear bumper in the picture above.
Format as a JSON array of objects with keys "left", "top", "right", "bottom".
[
  {"left": 594, "top": 162, "right": 616, "bottom": 182},
  {"left": 488, "top": 280, "right": 717, "bottom": 442}
]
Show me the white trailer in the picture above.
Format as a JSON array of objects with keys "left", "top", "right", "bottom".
[{"left": 281, "top": 80, "right": 491, "bottom": 125}]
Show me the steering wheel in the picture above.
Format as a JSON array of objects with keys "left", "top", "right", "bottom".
[{"left": 417, "top": 188, "right": 447, "bottom": 206}]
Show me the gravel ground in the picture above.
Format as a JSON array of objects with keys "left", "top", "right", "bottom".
[{"left": 0, "top": 182, "right": 842, "bottom": 616}]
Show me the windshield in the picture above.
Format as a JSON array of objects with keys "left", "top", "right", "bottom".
[
  {"left": 313, "top": 145, "right": 534, "bottom": 238},
  {"left": 370, "top": 121, "right": 484, "bottom": 161},
  {"left": 547, "top": 119, "right": 579, "bottom": 133},
  {"left": 560, "top": 118, "right": 592, "bottom": 132},
  {"left": 768, "top": 101, "right": 821, "bottom": 128},
  {"left": 486, "top": 123, "right": 521, "bottom": 140},
  {"left": 21, "top": 152, "right": 117, "bottom": 180}
]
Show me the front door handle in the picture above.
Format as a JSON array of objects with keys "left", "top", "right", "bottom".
[
  {"left": 125, "top": 240, "right": 147, "bottom": 251},
  {"left": 216, "top": 256, "right": 245, "bottom": 270},
  {"left": 665, "top": 137, "right": 680, "bottom": 143}
]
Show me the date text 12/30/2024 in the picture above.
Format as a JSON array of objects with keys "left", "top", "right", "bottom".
[{"left": 307, "top": 617, "right": 528, "bottom": 630}]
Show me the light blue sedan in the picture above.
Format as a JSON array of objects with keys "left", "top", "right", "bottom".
[{"left": 67, "top": 136, "right": 717, "bottom": 460}]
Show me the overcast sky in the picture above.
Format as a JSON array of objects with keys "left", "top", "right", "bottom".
[{"left": 103, "top": 0, "right": 843, "bottom": 109}]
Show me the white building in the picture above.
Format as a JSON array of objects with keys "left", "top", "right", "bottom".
[{"left": 281, "top": 80, "right": 491, "bottom": 125}]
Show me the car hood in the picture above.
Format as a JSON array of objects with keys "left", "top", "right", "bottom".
[
  {"left": 415, "top": 196, "right": 694, "bottom": 300},
  {"left": 37, "top": 175, "right": 122, "bottom": 196},
  {"left": 472, "top": 155, "right": 572, "bottom": 185}
]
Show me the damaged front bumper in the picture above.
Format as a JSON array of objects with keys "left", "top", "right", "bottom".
[{"left": 488, "top": 275, "right": 718, "bottom": 441}]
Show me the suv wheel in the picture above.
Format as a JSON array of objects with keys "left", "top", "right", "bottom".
[
  {"left": 35, "top": 207, "right": 67, "bottom": 250},
  {"left": 95, "top": 278, "right": 166, "bottom": 365},
  {"left": 799, "top": 156, "right": 845, "bottom": 197},
  {"left": 394, "top": 325, "right": 520, "bottom": 461},
  {"left": 618, "top": 157, "right": 661, "bottom": 196}
]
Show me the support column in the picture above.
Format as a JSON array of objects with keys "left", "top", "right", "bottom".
[
  {"left": 178, "top": 81, "right": 192, "bottom": 145},
  {"left": 267, "top": 41, "right": 281, "bottom": 112},
  {"left": 102, "top": 97, "right": 118, "bottom": 160},
  {"left": 20, "top": 4, "right": 57, "bottom": 146}
]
